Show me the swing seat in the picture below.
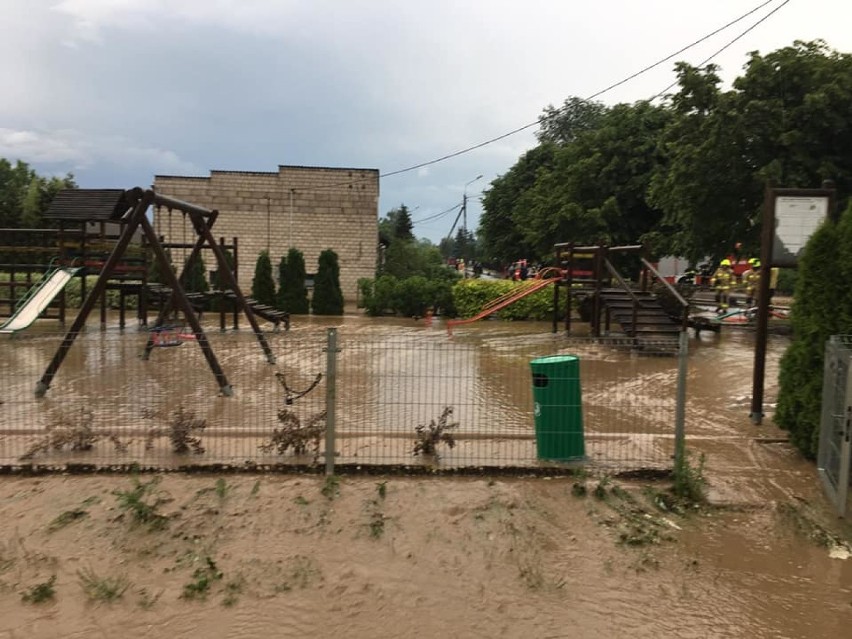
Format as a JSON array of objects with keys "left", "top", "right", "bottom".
[{"left": 150, "top": 324, "right": 185, "bottom": 347}]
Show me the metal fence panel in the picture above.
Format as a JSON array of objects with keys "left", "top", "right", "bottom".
[
  {"left": 0, "top": 327, "right": 682, "bottom": 473},
  {"left": 818, "top": 335, "right": 852, "bottom": 517}
]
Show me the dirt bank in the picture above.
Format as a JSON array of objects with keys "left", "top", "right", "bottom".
[{"left": 1, "top": 473, "right": 850, "bottom": 638}]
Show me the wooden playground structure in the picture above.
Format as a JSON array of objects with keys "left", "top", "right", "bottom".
[
  {"left": 0, "top": 188, "right": 283, "bottom": 397},
  {"left": 449, "top": 243, "right": 692, "bottom": 350},
  {"left": 0, "top": 190, "right": 288, "bottom": 333}
]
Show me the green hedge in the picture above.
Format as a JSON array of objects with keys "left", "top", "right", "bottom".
[
  {"left": 360, "top": 274, "right": 456, "bottom": 317},
  {"left": 452, "top": 279, "right": 566, "bottom": 320}
]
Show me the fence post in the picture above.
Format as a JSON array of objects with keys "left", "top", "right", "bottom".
[
  {"left": 324, "top": 327, "right": 339, "bottom": 476},
  {"left": 674, "top": 330, "right": 688, "bottom": 468}
]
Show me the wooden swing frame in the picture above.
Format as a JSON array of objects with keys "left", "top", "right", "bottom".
[{"left": 35, "top": 187, "right": 276, "bottom": 397}]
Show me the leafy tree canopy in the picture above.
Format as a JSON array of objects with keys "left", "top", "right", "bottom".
[
  {"left": 0, "top": 158, "right": 76, "bottom": 228},
  {"left": 479, "top": 41, "right": 852, "bottom": 266}
]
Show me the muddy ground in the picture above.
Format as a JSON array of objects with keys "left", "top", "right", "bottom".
[
  {"left": 1, "top": 318, "right": 851, "bottom": 637},
  {"left": 0, "top": 471, "right": 850, "bottom": 639}
]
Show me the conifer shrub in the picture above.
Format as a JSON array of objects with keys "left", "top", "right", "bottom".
[
  {"left": 775, "top": 206, "right": 852, "bottom": 458},
  {"left": 148, "top": 248, "right": 174, "bottom": 285},
  {"left": 212, "top": 249, "right": 235, "bottom": 291},
  {"left": 277, "top": 248, "right": 310, "bottom": 314},
  {"left": 182, "top": 254, "right": 209, "bottom": 293},
  {"left": 251, "top": 250, "right": 276, "bottom": 307},
  {"left": 311, "top": 249, "right": 344, "bottom": 315}
]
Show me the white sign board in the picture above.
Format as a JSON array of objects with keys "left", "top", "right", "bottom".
[{"left": 772, "top": 195, "right": 829, "bottom": 267}]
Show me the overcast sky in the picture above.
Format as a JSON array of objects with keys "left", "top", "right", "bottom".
[{"left": 2, "top": 0, "right": 850, "bottom": 244}]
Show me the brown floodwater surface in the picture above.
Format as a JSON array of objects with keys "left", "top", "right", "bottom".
[{"left": 0, "top": 315, "right": 850, "bottom": 637}]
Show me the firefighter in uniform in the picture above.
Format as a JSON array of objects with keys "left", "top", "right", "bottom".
[
  {"left": 711, "top": 258, "right": 735, "bottom": 314},
  {"left": 742, "top": 258, "right": 761, "bottom": 307}
]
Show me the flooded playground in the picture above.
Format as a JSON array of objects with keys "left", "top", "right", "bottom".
[
  {"left": 0, "top": 311, "right": 825, "bottom": 477},
  {"left": 1, "top": 315, "right": 851, "bottom": 638},
  {"left": 1, "top": 314, "right": 687, "bottom": 470}
]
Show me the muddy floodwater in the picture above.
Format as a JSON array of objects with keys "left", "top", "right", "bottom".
[{"left": 0, "top": 315, "right": 851, "bottom": 637}]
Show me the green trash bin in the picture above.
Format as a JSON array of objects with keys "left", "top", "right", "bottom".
[{"left": 530, "top": 355, "right": 585, "bottom": 461}]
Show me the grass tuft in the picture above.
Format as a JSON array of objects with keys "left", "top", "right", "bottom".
[
  {"left": 78, "top": 568, "right": 130, "bottom": 602},
  {"left": 21, "top": 576, "right": 56, "bottom": 604}
]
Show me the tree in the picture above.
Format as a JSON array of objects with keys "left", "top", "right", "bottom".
[
  {"left": 277, "top": 248, "right": 309, "bottom": 314},
  {"left": 479, "top": 144, "right": 555, "bottom": 264},
  {"left": 0, "top": 158, "right": 76, "bottom": 228},
  {"left": 312, "top": 249, "right": 344, "bottom": 315},
  {"left": 382, "top": 237, "right": 444, "bottom": 280},
  {"left": 251, "top": 251, "right": 276, "bottom": 307},
  {"left": 182, "top": 253, "right": 209, "bottom": 294},
  {"left": 379, "top": 204, "right": 415, "bottom": 242},
  {"left": 481, "top": 100, "right": 669, "bottom": 264},
  {"left": 453, "top": 227, "right": 476, "bottom": 262},
  {"left": 19, "top": 177, "right": 43, "bottom": 228},
  {"left": 650, "top": 42, "right": 852, "bottom": 261},
  {"left": 212, "top": 249, "right": 235, "bottom": 291},
  {"left": 527, "top": 101, "right": 670, "bottom": 257},
  {"left": 536, "top": 96, "right": 608, "bottom": 145},
  {"left": 148, "top": 248, "right": 175, "bottom": 284}
]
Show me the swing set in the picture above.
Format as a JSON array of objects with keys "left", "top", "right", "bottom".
[{"left": 34, "top": 187, "right": 276, "bottom": 397}]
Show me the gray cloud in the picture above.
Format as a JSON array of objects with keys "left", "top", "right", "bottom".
[{"left": 2, "top": 1, "right": 850, "bottom": 242}]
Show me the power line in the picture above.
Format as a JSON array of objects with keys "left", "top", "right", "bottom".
[
  {"left": 649, "top": 0, "right": 791, "bottom": 101},
  {"left": 309, "top": 0, "right": 784, "bottom": 193},
  {"left": 411, "top": 202, "right": 462, "bottom": 226},
  {"left": 381, "top": 1, "right": 781, "bottom": 178}
]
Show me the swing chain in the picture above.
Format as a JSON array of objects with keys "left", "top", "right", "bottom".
[{"left": 275, "top": 371, "right": 323, "bottom": 405}]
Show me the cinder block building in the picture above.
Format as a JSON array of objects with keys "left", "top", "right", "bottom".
[{"left": 153, "top": 165, "right": 379, "bottom": 303}]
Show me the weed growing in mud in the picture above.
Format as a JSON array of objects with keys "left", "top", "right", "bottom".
[
  {"left": 571, "top": 482, "right": 587, "bottom": 497},
  {"left": 367, "top": 509, "right": 386, "bottom": 539},
  {"left": 222, "top": 578, "right": 244, "bottom": 607},
  {"left": 287, "top": 555, "right": 321, "bottom": 589},
  {"left": 644, "top": 486, "right": 681, "bottom": 514},
  {"left": 294, "top": 495, "right": 310, "bottom": 506},
  {"left": 259, "top": 409, "right": 327, "bottom": 461},
  {"left": 593, "top": 476, "right": 611, "bottom": 500},
  {"left": 586, "top": 481, "right": 680, "bottom": 550},
  {"left": 19, "top": 409, "right": 132, "bottom": 461},
  {"left": 517, "top": 557, "right": 546, "bottom": 590},
  {"left": 144, "top": 406, "right": 207, "bottom": 455},
  {"left": 21, "top": 576, "right": 56, "bottom": 604},
  {"left": 412, "top": 406, "right": 458, "bottom": 460},
  {"left": 376, "top": 481, "right": 387, "bottom": 499},
  {"left": 673, "top": 450, "right": 707, "bottom": 505},
  {"left": 321, "top": 475, "right": 340, "bottom": 500},
  {"left": 181, "top": 557, "right": 223, "bottom": 601},
  {"left": 113, "top": 476, "right": 169, "bottom": 530},
  {"left": 214, "top": 478, "right": 230, "bottom": 500},
  {"left": 47, "top": 508, "right": 88, "bottom": 532},
  {"left": 629, "top": 550, "right": 661, "bottom": 573},
  {"left": 137, "top": 587, "right": 163, "bottom": 609},
  {"left": 77, "top": 568, "right": 130, "bottom": 602},
  {"left": 250, "top": 480, "right": 261, "bottom": 497},
  {"left": 777, "top": 501, "right": 843, "bottom": 548}
]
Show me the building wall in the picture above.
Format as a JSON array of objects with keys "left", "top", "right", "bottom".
[{"left": 153, "top": 165, "right": 379, "bottom": 303}]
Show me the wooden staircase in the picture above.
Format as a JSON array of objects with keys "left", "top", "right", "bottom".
[
  {"left": 221, "top": 290, "right": 290, "bottom": 330},
  {"left": 598, "top": 288, "right": 681, "bottom": 351},
  {"left": 146, "top": 284, "right": 290, "bottom": 330}
]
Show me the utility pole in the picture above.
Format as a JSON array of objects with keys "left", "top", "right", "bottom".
[{"left": 462, "top": 174, "right": 482, "bottom": 235}]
